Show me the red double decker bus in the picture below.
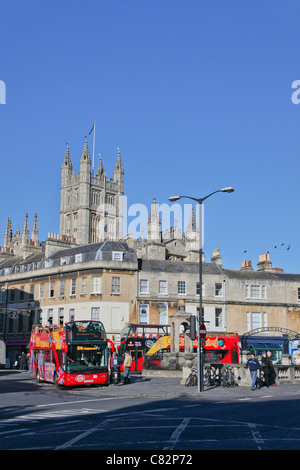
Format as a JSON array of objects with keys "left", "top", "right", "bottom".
[
  {"left": 117, "top": 323, "right": 240, "bottom": 371},
  {"left": 29, "top": 320, "right": 109, "bottom": 386},
  {"left": 117, "top": 323, "right": 170, "bottom": 372},
  {"left": 144, "top": 332, "right": 240, "bottom": 368}
]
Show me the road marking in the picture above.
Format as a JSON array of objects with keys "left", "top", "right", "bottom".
[
  {"left": 35, "top": 397, "right": 121, "bottom": 408},
  {"left": 183, "top": 404, "right": 202, "bottom": 408},
  {"left": 55, "top": 418, "right": 112, "bottom": 450},
  {"left": 248, "top": 423, "right": 264, "bottom": 450},
  {"left": 164, "top": 418, "right": 190, "bottom": 450},
  {"left": 0, "top": 428, "right": 29, "bottom": 436},
  {"left": 0, "top": 408, "right": 105, "bottom": 423}
]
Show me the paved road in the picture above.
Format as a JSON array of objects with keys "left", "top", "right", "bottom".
[{"left": 1, "top": 371, "right": 300, "bottom": 452}]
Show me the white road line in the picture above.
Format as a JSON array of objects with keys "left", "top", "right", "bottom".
[
  {"left": 1, "top": 408, "right": 105, "bottom": 423},
  {"left": 183, "top": 404, "right": 202, "bottom": 408},
  {"left": 164, "top": 418, "right": 190, "bottom": 450},
  {"left": 248, "top": 423, "right": 264, "bottom": 450},
  {"left": 0, "top": 428, "right": 29, "bottom": 436},
  {"left": 35, "top": 397, "right": 121, "bottom": 408},
  {"left": 55, "top": 418, "right": 112, "bottom": 450}
]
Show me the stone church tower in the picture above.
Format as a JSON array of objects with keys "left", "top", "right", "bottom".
[
  {"left": 3, "top": 213, "right": 41, "bottom": 256},
  {"left": 60, "top": 141, "right": 124, "bottom": 245}
]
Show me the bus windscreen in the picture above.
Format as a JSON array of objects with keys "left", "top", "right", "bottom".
[{"left": 66, "top": 343, "right": 108, "bottom": 373}]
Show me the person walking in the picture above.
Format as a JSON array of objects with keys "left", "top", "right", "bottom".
[
  {"left": 245, "top": 353, "right": 264, "bottom": 390},
  {"left": 19, "top": 352, "right": 27, "bottom": 371},
  {"left": 267, "top": 351, "right": 276, "bottom": 386},
  {"left": 261, "top": 352, "right": 270, "bottom": 387},
  {"left": 123, "top": 350, "right": 133, "bottom": 384}
]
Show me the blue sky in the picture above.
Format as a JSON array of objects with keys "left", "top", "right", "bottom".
[{"left": 1, "top": 0, "right": 300, "bottom": 273}]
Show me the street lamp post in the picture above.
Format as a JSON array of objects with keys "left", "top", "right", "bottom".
[{"left": 169, "top": 187, "right": 234, "bottom": 393}]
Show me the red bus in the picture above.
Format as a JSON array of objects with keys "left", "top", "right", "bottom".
[
  {"left": 117, "top": 323, "right": 170, "bottom": 372},
  {"left": 201, "top": 333, "right": 240, "bottom": 364},
  {"left": 143, "top": 332, "right": 240, "bottom": 369},
  {"left": 117, "top": 324, "right": 240, "bottom": 372},
  {"left": 29, "top": 320, "right": 109, "bottom": 386}
]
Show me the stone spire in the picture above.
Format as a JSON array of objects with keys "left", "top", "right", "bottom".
[
  {"left": 80, "top": 139, "right": 91, "bottom": 163},
  {"left": 113, "top": 148, "right": 124, "bottom": 190},
  {"left": 4, "top": 217, "right": 12, "bottom": 248},
  {"left": 185, "top": 207, "right": 199, "bottom": 251},
  {"left": 22, "top": 213, "right": 30, "bottom": 244},
  {"left": 186, "top": 207, "right": 197, "bottom": 232},
  {"left": 62, "top": 144, "right": 72, "bottom": 169},
  {"left": 96, "top": 154, "right": 104, "bottom": 175},
  {"left": 114, "top": 148, "right": 124, "bottom": 174},
  {"left": 31, "top": 213, "right": 39, "bottom": 243},
  {"left": 147, "top": 197, "right": 161, "bottom": 242}
]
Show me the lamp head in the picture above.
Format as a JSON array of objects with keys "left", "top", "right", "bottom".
[
  {"left": 169, "top": 196, "right": 181, "bottom": 202},
  {"left": 221, "top": 187, "right": 235, "bottom": 193}
]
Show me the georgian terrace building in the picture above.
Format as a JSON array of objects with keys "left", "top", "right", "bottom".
[
  {"left": 134, "top": 248, "right": 300, "bottom": 361},
  {"left": 0, "top": 241, "right": 137, "bottom": 365}
]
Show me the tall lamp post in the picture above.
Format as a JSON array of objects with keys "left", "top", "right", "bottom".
[{"left": 169, "top": 187, "right": 234, "bottom": 393}]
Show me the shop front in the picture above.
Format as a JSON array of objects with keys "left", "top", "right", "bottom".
[
  {"left": 5, "top": 337, "right": 30, "bottom": 368},
  {"left": 241, "top": 328, "right": 292, "bottom": 364}
]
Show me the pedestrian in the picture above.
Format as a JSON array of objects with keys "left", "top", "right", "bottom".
[
  {"left": 267, "top": 351, "right": 276, "bottom": 386},
  {"left": 123, "top": 350, "right": 133, "bottom": 384},
  {"left": 245, "top": 353, "right": 264, "bottom": 390},
  {"left": 261, "top": 352, "right": 270, "bottom": 387},
  {"left": 19, "top": 351, "right": 27, "bottom": 371}
]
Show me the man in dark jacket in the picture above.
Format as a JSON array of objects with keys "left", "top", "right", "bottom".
[
  {"left": 267, "top": 351, "right": 276, "bottom": 386},
  {"left": 261, "top": 352, "right": 270, "bottom": 386},
  {"left": 246, "top": 353, "right": 264, "bottom": 390},
  {"left": 19, "top": 352, "right": 27, "bottom": 371}
]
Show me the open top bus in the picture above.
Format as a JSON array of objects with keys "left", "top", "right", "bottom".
[
  {"left": 29, "top": 320, "right": 109, "bottom": 386},
  {"left": 117, "top": 323, "right": 240, "bottom": 371}
]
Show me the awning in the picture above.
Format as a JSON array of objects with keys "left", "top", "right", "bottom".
[
  {"left": 247, "top": 342, "right": 282, "bottom": 352},
  {"left": 5, "top": 338, "right": 30, "bottom": 346}
]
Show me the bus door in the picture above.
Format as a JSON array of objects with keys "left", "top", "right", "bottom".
[
  {"left": 44, "top": 349, "right": 56, "bottom": 382},
  {"left": 36, "top": 349, "right": 56, "bottom": 382},
  {"left": 130, "top": 347, "right": 143, "bottom": 371}
]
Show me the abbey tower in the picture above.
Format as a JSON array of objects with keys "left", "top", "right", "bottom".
[{"left": 60, "top": 140, "right": 124, "bottom": 245}]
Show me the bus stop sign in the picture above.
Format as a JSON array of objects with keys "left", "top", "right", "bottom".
[{"left": 199, "top": 323, "right": 206, "bottom": 339}]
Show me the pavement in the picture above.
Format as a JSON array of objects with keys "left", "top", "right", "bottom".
[
  {"left": 96, "top": 374, "right": 300, "bottom": 400},
  {"left": 2, "top": 369, "right": 300, "bottom": 400}
]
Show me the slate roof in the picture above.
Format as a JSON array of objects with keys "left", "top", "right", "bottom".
[
  {"left": 224, "top": 269, "right": 300, "bottom": 282},
  {"left": 139, "top": 259, "right": 224, "bottom": 275},
  {"left": 0, "top": 241, "right": 136, "bottom": 276},
  {"left": 45, "top": 241, "right": 136, "bottom": 266}
]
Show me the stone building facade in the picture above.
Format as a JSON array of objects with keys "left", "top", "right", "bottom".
[{"left": 0, "top": 241, "right": 137, "bottom": 365}]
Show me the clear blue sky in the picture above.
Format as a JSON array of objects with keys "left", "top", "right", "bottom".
[{"left": 1, "top": 0, "right": 300, "bottom": 273}]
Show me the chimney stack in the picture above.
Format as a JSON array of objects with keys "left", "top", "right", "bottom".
[
  {"left": 241, "top": 260, "right": 253, "bottom": 271},
  {"left": 211, "top": 248, "right": 222, "bottom": 266},
  {"left": 257, "top": 253, "right": 272, "bottom": 271}
]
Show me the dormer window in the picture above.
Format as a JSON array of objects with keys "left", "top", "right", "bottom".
[
  {"left": 75, "top": 253, "right": 83, "bottom": 263},
  {"left": 112, "top": 251, "right": 123, "bottom": 261}
]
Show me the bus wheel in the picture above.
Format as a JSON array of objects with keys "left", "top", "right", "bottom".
[{"left": 36, "top": 370, "right": 41, "bottom": 383}]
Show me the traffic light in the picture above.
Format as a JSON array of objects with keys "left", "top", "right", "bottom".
[{"left": 189, "top": 315, "right": 196, "bottom": 341}]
